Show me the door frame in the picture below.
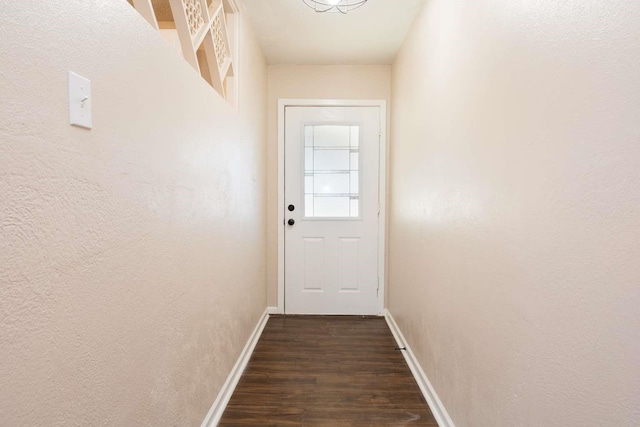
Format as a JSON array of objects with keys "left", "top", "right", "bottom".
[{"left": 276, "top": 99, "right": 387, "bottom": 315}]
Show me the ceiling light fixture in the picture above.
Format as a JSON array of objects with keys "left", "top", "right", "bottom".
[{"left": 302, "top": 0, "right": 368, "bottom": 14}]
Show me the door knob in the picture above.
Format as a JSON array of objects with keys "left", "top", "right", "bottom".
[
  {"left": 288, "top": 204, "right": 295, "bottom": 212},
  {"left": 288, "top": 219, "right": 295, "bottom": 226}
]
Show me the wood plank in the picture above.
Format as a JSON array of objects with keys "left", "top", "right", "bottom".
[{"left": 219, "top": 316, "right": 438, "bottom": 426}]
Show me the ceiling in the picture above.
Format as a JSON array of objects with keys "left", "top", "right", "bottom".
[{"left": 240, "top": 0, "right": 424, "bottom": 65}]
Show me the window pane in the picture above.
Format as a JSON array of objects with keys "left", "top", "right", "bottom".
[
  {"left": 350, "top": 171, "right": 359, "bottom": 194},
  {"left": 350, "top": 152, "right": 359, "bottom": 170},
  {"left": 305, "top": 195, "right": 314, "bottom": 217},
  {"left": 305, "top": 147, "right": 314, "bottom": 171},
  {"left": 314, "top": 197, "right": 350, "bottom": 217},
  {"left": 314, "top": 173, "right": 350, "bottom": 194},
  {"left": 303, "top": 124, "right": 361, "bottom": 218},
  {"left": 350, "top": 199, "right": 359, "bottom": 217},
  {"left": 314, "top": 126, "right": 350, "bottom": 147},
  {"left": 350, "top": 126, "right": 360, "bottom": 147},
  {"left": 314, "top": 149, "right": 350, "bottom": 171},
  {"left": 305, "top": 176, "right": 314, "bottom": 194},
  {"left": 305, "top": 126, "right": 314, "bottom": 146}
]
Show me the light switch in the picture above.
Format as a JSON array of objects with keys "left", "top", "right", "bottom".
[{"left": 68, "top": 71, "right": 92, "bottom": 129}]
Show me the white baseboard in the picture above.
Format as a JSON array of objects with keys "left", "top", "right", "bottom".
[
  {"left": 266, "top": 306, "right": 280, "bottom": 314},
  {"left": 201, "top": 308, "right": 270, "bottom": 427},
  {"left": 384, "top": 309, "right": 455, "bottom": 427}
]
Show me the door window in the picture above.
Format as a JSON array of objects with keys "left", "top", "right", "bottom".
[{"left": 304, "top": 125, "right": 360, "bottom": 218}]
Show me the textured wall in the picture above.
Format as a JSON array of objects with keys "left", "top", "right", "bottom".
[
  {"left": 266, "top": 65, "right": 392, "bottom": 308},
  {"left": 0, "top": 1, "right": 267, "bottom": 425},
  {"left": 390, "top": 0, "right": 640, "bottom": 425}
]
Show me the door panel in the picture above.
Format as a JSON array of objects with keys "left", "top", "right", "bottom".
[
  {"left": 284, "top": 106, "right": 380, "bottom": 315},
  {"left": 338, "top": 238, "right": 360, "bottom": 292},
  {"left": 303, "top": 237, "right": 324, "bottom": 291}
]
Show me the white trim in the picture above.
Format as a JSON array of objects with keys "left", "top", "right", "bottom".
[
  {"left": 277, "top": 99, "right": 388, "bottom": 315},
  {"left": 277, "top": 100, "right": 286, "bottom": 314},
  {"left": 201, "top": 308, "right": 270, "bottom": 427},
  {"left": 384, "top": 309, "right": 455, "bottom": 427},
  {"left": 376, "top": 102, "right": 387, "bottom": 315},
  {"left": 266, "top": 306, "right": 279, "bottom": 314}
]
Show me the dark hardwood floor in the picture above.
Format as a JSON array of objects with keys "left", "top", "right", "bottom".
[{"left": 219, "top": 315, "right": 437, "bottom": 426}]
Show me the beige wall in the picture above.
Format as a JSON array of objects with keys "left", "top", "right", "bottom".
[
  {"left": 390, "top": 0, "right": 640, "bottom": 426},
  {"left": 266, "top": 65, "right": 392, "bottom": 307},
  {"left": 0, "top": 2, "right": 267, "bottom": 425}
]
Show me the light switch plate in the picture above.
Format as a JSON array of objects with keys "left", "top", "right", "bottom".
[{"left": 68, "top": 71, "right": 92, "bottom": 129}]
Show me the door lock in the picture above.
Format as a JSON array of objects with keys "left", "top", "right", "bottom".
[{"left": 288, "top": 219, "right": 295, "bottom": 226}]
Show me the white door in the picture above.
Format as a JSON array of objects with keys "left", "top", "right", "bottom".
[{"left": 284, "top": 106, "right": 381, "bottom": 315}]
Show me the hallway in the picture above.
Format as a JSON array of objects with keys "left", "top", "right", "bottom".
[
  {"left": 220, "top": 316, "right": 436, "bottom": 426},
  {"left": 2, "top": 0, "right": 640, "bottom": 425}
]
